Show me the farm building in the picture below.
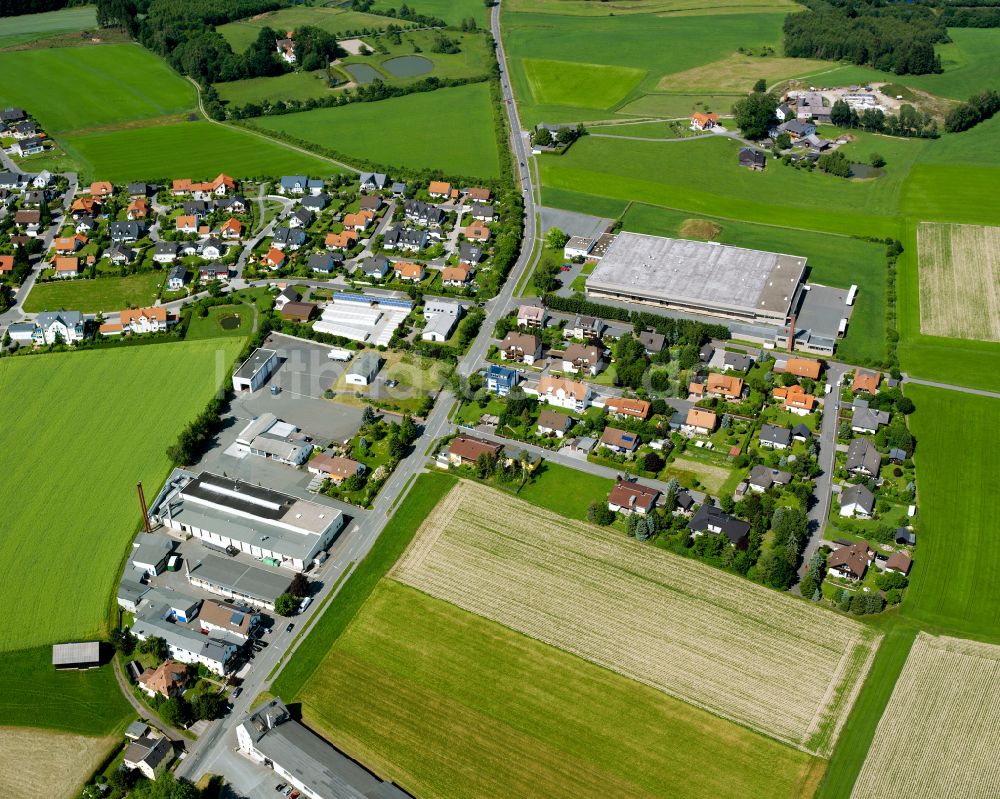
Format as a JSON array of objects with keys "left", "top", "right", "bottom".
[
  {"left": 232, "top": 348, "right": 278, "bottom": 392},
  {"left": 586, "top": 232, "right": 806, "bottom": 324},
  {"left": 52, "top": 641, "right": 101, "bottom": 670},
  {"left": 151, "top": 471, "right": 343, "bottom": 571}
]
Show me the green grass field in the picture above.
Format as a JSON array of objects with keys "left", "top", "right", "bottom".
[
  {"left": 0, "top": 339, "right": 243, "bottom": 653},
  {"left": 523, "top": 58, "right": 646, "bottom": 109},
  {"left": 815, "top": 624, "right": 917, "bottom": 799},
  {"left": 371, "top": 0, "right": 490, "bottom": 26},
  {"left": 615, "top": 92, "right": 744, "bottom": 118},
  {"left": 246, "top": 83, "right": 500, "bottom": 177},
  {"left": 0, "top": 645, "right": 132, "bottom": 736},
  {"left": 300, "top": 580, "right": 824, "bottom": 799},
  {"left": 60, "top": 120, "right": 336, "bottom": 181},
  {"left": 515, "top": 461, "right": 615, "bottom": 521},
  {"left": 0, "top": 6, "right": 97, "bottom": 49},
  {"left": 621, "top": 203, "right": 890, "bottom": 365},
  {"left": 23, "top": 272, "right": 163, "bottom": 313},
  {"left": 273, "top": 472, "right": 458, "bottom": 699},
  {"left": 217, "top": 7, "right": 393, "bottom": 53},
  {"left": 505, "top": 0, "right": 798, "bottom": 14},
  {"left": 899, "top": 386, "right": 1000, "bottom": 640},
  {"left": 185, "top": 302, "right": 255, "bottom": 341},
  {"left": 216, "top": 70, "right": 335, "bottom": 106},
  {"left": 0, "top": 44, "right": 195, "bottom": 133}
]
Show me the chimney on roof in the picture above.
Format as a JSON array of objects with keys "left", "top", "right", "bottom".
[
  {"left": 137, "top": 482, "right": 151, "bottom": 533},
  {"left": 787, "top": 314, "right": 796, "bottom": 352}
]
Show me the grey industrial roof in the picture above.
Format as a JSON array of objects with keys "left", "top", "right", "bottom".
[
  {"left": 118, "top": 579, "right": 151, "bottom": 606},
  {"left": 188, "top": 553, "right": 290, "bottom": 605},
  {"left": 131, "top": 616, "right": 237, "bottom": 664},
  {"left": 237, "top": 413, "right": 278, "bottom": 444},
  {"left": 234, "top": 348, "right": 277, "bottom": 381},
  {"left": 587, "top": 232, "right": 806, "bottom": 319},
  {"left": 347, "top": 351, "right": 382, "bottom": 380},
  {"left": 52, "top": 641, "right": 101, "bottom": 666}
]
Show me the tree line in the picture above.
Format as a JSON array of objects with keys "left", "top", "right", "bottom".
[
  {"left": 830, "top": 98, "right": 939, "bottom": 138},
  {"left": 940, "top": 5, "right": 1000, "bottom": 25},
  {"left": 782, "top": 0, "right": 946, "bottom": 75},
  {"left": 944, "top": 89, "right": 1000, "bottom": 132},
  {"left": 0, "top": 0, "right": 84, "bottom": 17}
]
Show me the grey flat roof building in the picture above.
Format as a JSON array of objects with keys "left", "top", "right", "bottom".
[
  {"left": 52, "top": 641, "right": 101, "bottom": 669},
  {"left": 187, "top": 552, "right": 290, "bottom": 609},
  {"left": 586, "top": 232, "right": 806, "bottom": 323}
]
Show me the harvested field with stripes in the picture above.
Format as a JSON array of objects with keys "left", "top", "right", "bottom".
[
  {"left": 917, "top": 222, "right": 1000, "bottom": 342},
  {"left": 849, "top": 633, "right": 1000, "bottom": 799},
  {"left": 393, "top": 481, "right": 881, "bottom": 755}
]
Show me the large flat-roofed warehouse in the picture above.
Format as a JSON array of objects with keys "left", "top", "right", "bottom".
[
  {"left": 586, "top": 232, "right": 807, "bottom": 324},
  {"left": 151, "top": 471, "right": 344, "bottom": 571}
]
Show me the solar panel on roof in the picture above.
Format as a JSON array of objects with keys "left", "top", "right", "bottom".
[{"left": 230, "top": 611, "right": 245, "bottom": 626}]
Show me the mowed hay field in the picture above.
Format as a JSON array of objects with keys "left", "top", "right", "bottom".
[
  {"left": 0, "top": 44, "right": 195, "bottom": 133},
  {"left": 0, "top": 6, "right": 97, "bottom": 49},
  {"left": 24, "top": 272, "right": 163, "bottom": 314},
  {"left": 300, "top": 581, "right": 825, "bottom": 799},
  {"left": 0, "top": 339, "right": 243, "bottom": 652},
  {"left": 917, "top": 222, "right": 1000, "bottom": 343},
  {"left": 523, "top": 58, "right": 646, "bottom": 109},
  {"left": 247, "top": 84, "right": 500, "bottom": 178},
  {"left": 849, "top": 634, "right": 1000, "bottom": 799},
  {"left": 0, "top": 727, "right": 114, "bottom": 799},
  {"left": 393, "top": 481, "right": 881, "bottom": 755}
]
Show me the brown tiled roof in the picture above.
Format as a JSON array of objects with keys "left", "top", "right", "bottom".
[
  {"left": 466, "top": 187, "right": 491, "bottom": 201},
  {"left": 885, "top": 550, "right": 912, "bottom": 574},
  {"left": 310, "top": 453, "right": 363, "bottom": 480},
  {"left": 449, "top": 435, "right": 502, "bottom": 463},
  {"left": 138, "top": 659, "right": 188, "bottom": 696},
  {"left": 121, "top": 307, "right": 167, "bottom": 323},
  {"left": 442, "top": 265, "right": 471, "bottom": 283},
  {"left": 600, "top": 426, "right": 640, "bottom": 450},
  {"left": 828, "top": 541, "right": 873, "bottom": 579},
  {"left": 686, "top": 408, "right": 717, "bottom": 430},
  {"left": 852, "top": 369, "right": 881, "bottom": 394},
  {"left": 537, "top": 409, "right": 571, "bottom": 431},
  {"left": 428, "top": 181, "right": 451, "bottom": 195},
  {"left": 279, "top": 301, "right": 317, "bottom": 321},
  {"left": 53, "top": 256, "right": 79, "bottom": 272},
  {"left": 604, "top": 397, "right": 651, "bottom": 419},
  {"left": 395, "top": 261, "right": 423, "bottom": 279},
  {"left": 707, "top": 372, "right": 744, "bottom": 398},
  {"left": 784, "top": 358, "right": 822, "bottom": 379},
  {"left": 465, "top": 222, "right": 490, "bottom": 241},
  {"left": 502, "top": 331, "right": 540, "bottom": 354},
  {"left": 538, "top": 375, "right": 588, "bottom": 400},
  {"left": 0, "top": 255, "right": 13, "bottom": 273},
  {"left": 609, "top": 481, "right": 659, "bottom": 512}
]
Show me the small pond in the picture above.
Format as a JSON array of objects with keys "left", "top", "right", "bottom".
[
  {"left": 219, "top": 314, "right": 242, "bottom": 330},
  {"left": 848, "top": 163, "right": 884, "bottom": 179},
  {"left": 345, "top": 63, "right": 381, "bottom": 85},
  {"left": 383, "top": 55, "right": 434, "bottom": 78}
]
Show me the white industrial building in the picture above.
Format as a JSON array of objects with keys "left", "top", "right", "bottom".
[
  {"left": 235, "top": 413, "right": 312, "bottom": 466},
  {"left": 345, "top": 352, "right": 382, "bottom": 385},
  {"left": 421, "top": 298, "right": 462, "bottom": 342},
  {"left": 232, "top": 348, "right": 279, "bottom": 392},
  {"left": 312, "top": 292, "right": 410, "bottom": 346},
  {"left": 151, "top": 471, "right": 344, "bottom": 571}
]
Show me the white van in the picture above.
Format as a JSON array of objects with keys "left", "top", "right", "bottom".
[{"left": 298, "top": 596, "right": 312, "bottom": 613}]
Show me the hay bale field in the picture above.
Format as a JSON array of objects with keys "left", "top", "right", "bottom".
[
  {"left": 0, "top": 728, "right": 113, "bottom": 799},
  {"left": 393, "top": 481, "right": 881, "bottom": 755},
  {"left": 850, "top": 633, "right": 1000, "bottom": 799},
  {"left": 917, "top": 222, "right": 1000, "bottom": 342}
]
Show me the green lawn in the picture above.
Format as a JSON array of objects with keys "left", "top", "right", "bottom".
[
  {"left": 60, "top": 120, "right": 337, "bottom": 182},
  {"left": 0, "top": 6, "right": 98, "bottom": 49},
  {"left": 621, "top": 203, "right": 890, "bottom": 365},
  {"left": 246, "top": 83, "right": 500, "bottom": 178},
  {"left": 515, "top": 461, "right": 614, "bottom": 521},
  {"left": 916, "top": 114, "right": 1000, "bottom": 168},
  {"left": 298, "top": 580, "right": 824, "bottom": 799},
  {"left": 814, "top": 624, "right": 918, "bottom": 799},
  {"left": 900, "top": 164, "right": 1000, "bottom": 226},
  {"left": 272, "top": 472, "right": 458, "bottom": 699},
  {"left": 0, "top": 339, "right": 243, "bottom": 654},
  {"left": 185, "top": 303, "right": 254, "bottom": 341},
  {"left": 615, "top": 92, "right": 744, "bottom": 118},
  {"left": 216, "top": 70, "right": 336, "bottom": 107},
  {"left": 217, "top": 6, "right": 393, "bottom": 53},
  {"left": 371, "top": 0, "right": 491, "bottom": 27},
  {"left": 900, "top": 386, "right": 1000, "bottom": 641},
  {"left": 0, "top": 645, "right": 132, "bottom": 736},
  {"left": 23, "top": 272, "right": 163, "bottom": 313},
  {"left": 523, "top": 58, "right": 647, "bottom": 109},
  {"left": 0, "top": 44, "right": 195, "bottom": 133}
]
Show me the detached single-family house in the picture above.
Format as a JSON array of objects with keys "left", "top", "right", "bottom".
[
  {"left": 171, "top": 173, "right": 235, "bottom": 199},
  {"left": 121, "top": 307, "right": 171, "bottom": 334},
  {"left": 272, "top": 226, "right": 307, "bottom": 250},
  {"left": 690, "top": 112, "right": 719, "bottom": 131},
  {"left": 839, "top": 484, "right": 876, "bottom": 518},
  {"left": 442, "top": 265, "right": 472, "bottom": 287},
  {"left": 54, "top": 234, "right": 87, "bottom": 255},
  {"left": 683, "top": 408, "right": 717, "bottom": 436},
  {"left": 570, "top": 315, "right": 605, "bottom": 340},
  {"left": 263, "top": 247, "right": 286, "bottom": 270},
  {"left": 13, "top": 136, "right": 45, "bottom": 156},
  {"left": 308, "top": 253, "right": 336, "bottom": 275},
  {"left": 759, "top": 424, "right": 792, "bottom": 450},
  {"left": 394, "top": 261, "right": 424, "bottom": 282},
  {"left": 32, "top": 310, "right": 85, "bottom": 345},
  {"left": 689, "top": 503, "right": 750, "bottom": 548},
  {"left": 200, "top": 262, "right": 229, "bottom": 282},
  {"left": 774, "top": 384, "right": 816, "bottom": 415},
  {"left": 71, "top": 197, "right": 100, "bottom": 218},
  {"left": 828, "top": 541, "right": 874, "bottom": 581},
  {"left": 535, "top": 375, "right": 591, "bottom": 412},
  {"left": 562, "top": 342, "right": 603, "bottom": 375},
  {"left": 200, "top": 238, "right": 226, "bottom": 260},
  {"left": 474, "top": 362, "right": 516, "bottom": 398},
  {"left": 138, "top": 660, "right": 189, "bottom": 699},
  {"left": 167, "top": 265, "right": 187, "bottom": 291},
  {"left": 154, "top": 241, "right": 178, "bottom": 264},
  {"left": 470, "top": 203, "right": 495, "bottom": 222},
  {"left": 466, "top": 186, "right": 491, "bottom": 202},
  {"left": 705, "top": 372, "right": 744, "bottom": 400},
  {"left": 599, "top": 426, "right": 640, "bottom": 454},
  {"left": 273, "top": 286, "right": 300, "bottom": 311},
  {"left": 500, "top": 331, "right": 542, "bottom": 365},
  {"left": 428, "top": 180, "right": 452, "bottom": 198},
  {"left": 780, "top": 119, "right": 816, "bottom": 140},
  {"left": 53, "top": 256, "right": 79, "bottom": 278},
  {"left": 383, "top": 226, "right": 427, "bottom": 252},
  {"left": 885, "top": 551, "right": 912, "bottom": 575},
  {"left": 14, "top": 209, "right": 41, "bottom": 235},
  {"left": 637, "top": 330, "right": 665, "bottom": 354},
  {"left": 778, "top": 357, "right": 823, "bottom": 379},
  {"left": 852, "top": 398, "right": 890, "bottom": 434},
  {"left": 308, "top": 453, "right": 365, "bottom": 484},
  {"left": 276, "top": 37, "right": 295, "bottom": 62},
  {"left": 517, "top": 305, "right": 546, "bottom": 328},
  {"left": 723, "top": 352, "right": 753, "bottom": 373},
  {"left": 288, "top": 208, "right": 313, "bottom": 229},
  {"left": 123, "top": 734, "right": 174, "bottom": 781},
  {"left": 852, "top": 369, "right": 881, "bottom": 394},
  {"left": 608, "top": 481, "right": 660, "bottom": 515},
  {"left": 176, "top": 215, "right": 198, "bottom": 234},
  {"left": 604, "top": 397, "right": 651, "bottom": 420},
  {"left": 537, "top": 409, "right": 572, "bottom": 438},
  {"left": 221, "top": 218, "right": 243, "bottom": 239},
  {"left": 846, "top": 437, "right": 881, "bottom": 477},
  {"left": 447, "top": 435, "right": 502, "bottom": 467},
  {"left": 404, "top": 200, "right": 445, "bottom": 226},
  {"left": 738, "top": 148, "right": 766, "bottom": 170},
  {"left": 359, "top": 172, "right": 389, "bottom": 193},
  {"left": 343, "top": 210, "right": 375, "bottom": 232},
  {"left": 465, "top": 222, "right": 490, "bottom": 242},
  {"left": 279, "top": 175, "right": 309, "bottom": 194},
  {"left": 300, "top": 193, "right": 329, "bottom": 211},
  {"left": 127, "top": 198, "right": 148, "bottom": 220},
  {"left": 359, "top": 194, "right": 383, "bottom": 213},
  {"left": 110, "top": 221, "right": 142, "bottom": 244},
  {"left": 358, "top": 255, "right": 390, "bottom": 280},
  {"left": 747, "top": 465, "right": 792, "bottom": 493}
]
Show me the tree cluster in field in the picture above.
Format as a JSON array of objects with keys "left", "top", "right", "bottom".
[
  {"left": 829, "top": 99, "right": 939, "bottom": 139},
  {"left": 782, "top": 0, "right": 945, "bottom": 75},
  {"left": 542, "top": 293, "right": 730, "bottom": 345},
  {"left": 944, "top": 89, "right": 1000, "bottom": 132},
  {"left": 940, "top": 5, "right": 1000, "bottom": 26},
  {"left": 835, "top": 587, "right": 885, "bottom": 614},
  {"left": 797, "top": 550, "right": 827, "bottom": 601},
  {"left": 165, "top": 393, "right": 226, "bottom": 466},
  {"left": 732, "top": 91, "right": 779, "bottom": 139},
  {"left": 360, "top": 1, "right": 447, "bottom": 28},
  {"left": 817, "top": 149, "right": 852, "bottom": 177},
  {"left": 531, "top": 124, "right": 584, "bottom": 149},
  {"left": 87, "top": 771, "right": 200, "bottom": 799}
]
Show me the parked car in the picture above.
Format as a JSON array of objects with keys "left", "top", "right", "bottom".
[
  {"left": 286, "top": 623, "right": 294, "bottom": 633},
  {"left": 274, "top": 785, "right": 285, "bottom": 793},
  {"left": 232, "top": 687, "right": 242, "bottom": 699}
]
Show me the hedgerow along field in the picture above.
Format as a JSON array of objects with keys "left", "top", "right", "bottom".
[
  {"left": 916, "top": 222, "right": 1000, "bottom": 342},
  {"left": 246, "top": 83, "right": 501, "bottom": 178},
  {"left": 0, "top": 727, "right": 115, "bottom": 799},
  {"left": 849, "top": 633, "right": 1000, "bottom": 799},
  {"left": 393, "top": 481, "right": 882, "bottom": 755},
  {"left": 0, "top": 339, "right": 243, "bottom": 654},
  {"left": 60, "top": 119, "right": 338, "bottom": 182},
  {"left": 900, "top": 386, "right": 1000, "bottom": 639},
  {"left": 0, "top": 44, "right": 195, "bottom": 133},
  {"left": 0, "top": 6, "right": 98, "bottom": 49},
  {"left": 23, "top": 272, "right": 163, "bottom": 314},
  {"left": 299, "top": 580, "right": 826, "bottom": 799}
]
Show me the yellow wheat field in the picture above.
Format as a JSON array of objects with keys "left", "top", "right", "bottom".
[
  {"left": 850, "top": 633, "right": 1000, "bottom": 799},
  {"left": 0, "top": 728, "right": 113, "bottom": 799},
  {"left": 393, "top": 481, "right": 881, "bottom": 755},
  {"left": 917, "top": 222, "right": 1000, "bottom": 342}
]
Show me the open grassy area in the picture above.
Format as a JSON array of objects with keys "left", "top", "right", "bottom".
[
  {"left": 23, "top": 272, "right": 163, "bottom": 314},
  {"left": 216, "top": 69, "right": 335, "bottom": 107},
  {"left": 300, "top": 580, "right": 825, "bottom": 799},
  {"left": 0, "top": 726, "right": 116, "bottom": 799},
  {"left": 515, "top": 460, "right": 614, "bottom": 520},
  {"left": 523, "top": 58, "right": 646, "bottom": 109},
  {"left": 0, "top": 44, "right": 195, "bottom": 133},
  {"left": 900, "top": 386, "right": 1000, "bottom": 641},
  {"left": 505, "top": 0, "right": 799, "bottom": 14},
  {"left": 371, "top": 0, "right": 489, "bottom": 26},
  {"left": 0, "top": 645, "right": 132, "bottom": 735},
  {"left": 272, "top": 472, "right": 457, "bottom": 699},
  {"left": 0, "top": 340, "right": 243, "bottom": 654},
  {"left": 185, "top": 301, "right": 257, "bottom": 341},
  {"left": 0, "top": 6, "right": 98, "bottom": 49},
  {"left": 247, "top": 83, "right": 500, "bottom": 177},
  {"left": 61, "top": 119, "right": 337, "bottom": 182},
  {"left": 217, "top": 6, "right": 393, "bottom": 53},
  {"left": 658, "top": 53, "right": 833, "bottom": 93}
]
